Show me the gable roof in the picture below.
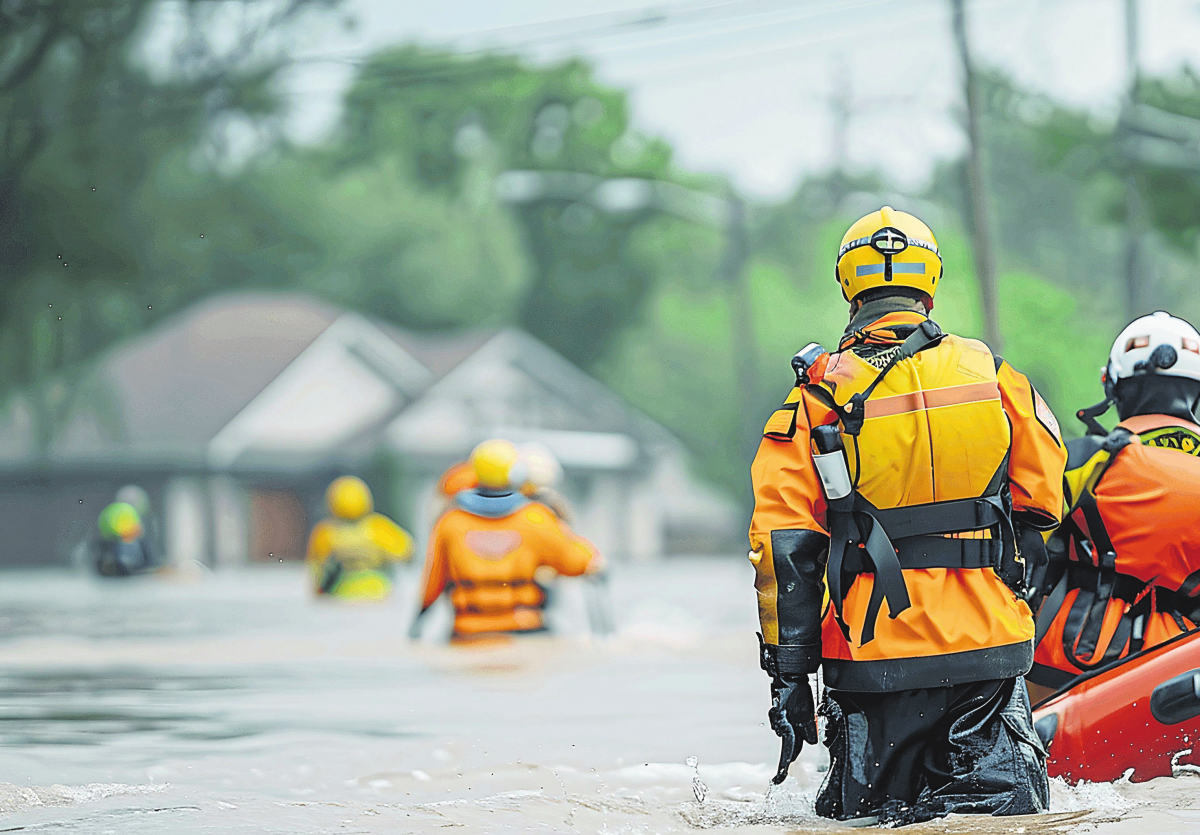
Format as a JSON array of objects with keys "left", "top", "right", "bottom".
[
  {"left": 63, "top": 293, "right": 340, "bottom": 454},
  {"left": 1, "top": 291, "right": 683, "bottom": 475},
  {"left": 22, "top": 292, "right": 489, "bottom": 468}
]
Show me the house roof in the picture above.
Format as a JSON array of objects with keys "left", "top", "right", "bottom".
[
  {"left": 4, "top": 291, "right": 683, "bottom": 475},
  {"left": 23, "top": 292, "right": 495, "bottom": 467},
  {"left": 83, "top": 293, "right": 340, "bottom": 450}
]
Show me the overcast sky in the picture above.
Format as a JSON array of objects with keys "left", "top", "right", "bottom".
[{"left": 278, "top": 0, "right": 1200, "bottom": 200}]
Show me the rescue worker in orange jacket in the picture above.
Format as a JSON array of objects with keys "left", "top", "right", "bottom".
[
  {"left": 751, "top": 207, "right": 1066, "bottom": 825},
  {"left": 1028, "top": 312, "right": 1200, "bottom": 700},
  {"left": 413, "top": 439, "right": 601, "bottom": 641}
]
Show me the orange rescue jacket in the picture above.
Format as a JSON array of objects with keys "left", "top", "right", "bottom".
[
  {"left": 418, "top": 490, "right": 600, "bottom": 637},
  {"left": 750, "top": 311, "right": 1066, "bottom": 692},
  {"left": 1030, "top": 414, "right": 1200, "bottom": 689}
]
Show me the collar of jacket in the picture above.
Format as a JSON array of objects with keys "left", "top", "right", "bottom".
[
  {"left": 453, "top": 489, "right": 529, "bottom": 518},
  {"left": 839, "top": 309, "right": 931, "bottom": 351},
  {"left": 1114, "top": 379, "right": 1200, "bottom": 426},
  {"left": 1119, "top": 413, "right": 1200, "bottom": 436}
]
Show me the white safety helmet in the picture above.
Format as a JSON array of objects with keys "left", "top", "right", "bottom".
[
  {"left": 1105, "top": 311, "right": 1200, "bottom": 397},
  {"left": 519, "top": 442, "right": 563, "bottom": 491}
]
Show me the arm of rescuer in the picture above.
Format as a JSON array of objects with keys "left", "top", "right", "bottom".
[
  {"left": 364, "top": 513, "right": 416, "bottom": 563},
  {"left": 305, "top": 521, "right": 336, "bottom": 593},
  {"left": 527, "top": 503, "right": 604, "bottom": 577},
  {"left": 749, "top": 386, "right": 830, "bottom": 783},
  {"left": 995, "top": 361, "right": 1068, "bottom": 584},
  {"left": 409, "top": 516, "right": 451, "bottom": 639}
]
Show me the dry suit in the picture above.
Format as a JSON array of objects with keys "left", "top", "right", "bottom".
[
  {"left": 750, "top": 308, "right": 1066, "bottom": 823},
  {"left": 1029, "top": 412, "right": 1200, "bottom": 691},
  {"left": 417, "top": 488, "right": 600, "bottom": 638}
]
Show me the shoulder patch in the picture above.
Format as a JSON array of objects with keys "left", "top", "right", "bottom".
[
  {"left": 763, "top": 403, "right": 799, "bottom": 440},
  {"left": 1033, "top": 388, "right": 1062, "bottom": 443}
]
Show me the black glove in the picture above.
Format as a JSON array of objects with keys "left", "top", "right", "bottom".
[
  {"left": 1017, "top": 524, "right": 1049, "bottom": 593},
  {"left": 317, "top": 557, "right": 344, "bottom": 595},
  {"left": 768, "top": 675, "right": 817, "bottom": 784}
]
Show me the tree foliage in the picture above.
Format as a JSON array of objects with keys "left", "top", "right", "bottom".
[{"left": 12, "top": 9, "right": 1200, "bottom": 499}]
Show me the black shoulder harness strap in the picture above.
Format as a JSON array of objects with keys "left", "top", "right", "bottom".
[
  {"left": 811, "top": 316, "right": 960, "bottom": 643},
  {"left": 1034, "top": 428, "right": 1151, "bottom": 670},
  {"left": 808, "top": 319, "right": 945, "bottom": 437}
]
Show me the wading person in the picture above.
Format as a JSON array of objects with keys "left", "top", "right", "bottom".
[
  {"left": 1028, "top": 312, "right": 1200, "bottom": 702},
  {"left": 94, "top": 500, "right": 157, "bottom": 577},
  {"left": 749, "top": 207, "right": 1066, "bottom": 825},
  {"left": 306, "top": 476, "right": 414, "bottom": 601},
  {"left": 412, "top": 439, "right": 601, "bottom": 642}
]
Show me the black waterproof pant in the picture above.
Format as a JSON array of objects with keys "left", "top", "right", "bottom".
[{"left": 816, "top": 677, "right": 1049, "bottom": 826}]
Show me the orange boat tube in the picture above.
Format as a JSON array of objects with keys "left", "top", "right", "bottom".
[{"left": 1033, "top": 629, "right": 1200, "bottom": 782}]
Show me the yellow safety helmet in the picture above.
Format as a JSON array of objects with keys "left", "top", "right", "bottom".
[
  {"left": 470, "top": 439, "right": 526, "bottom": 491},
  {"left": 327, "top": 476, "right": 373, "bottom": 520},
  {"left": 835, "top": 206, "right": 942, "bottom": 303}
]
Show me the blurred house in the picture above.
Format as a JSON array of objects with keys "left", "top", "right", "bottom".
[{"left": 0, "top": 293, "right": 740, "bottom": 567}]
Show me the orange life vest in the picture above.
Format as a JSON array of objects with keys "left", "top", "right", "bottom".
[
  {"left": 1030, "top": 415, "right": 1200, "bottom": 689},
  {"left": 418, "top": 492, "right": 599, "bottom": 637}
]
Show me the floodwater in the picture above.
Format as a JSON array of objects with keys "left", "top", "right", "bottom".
[{"left": 0, "top": 559, "right": 1194, "bottom": 834}]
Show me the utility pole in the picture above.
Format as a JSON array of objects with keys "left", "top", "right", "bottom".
[
  {"left": 829, "top": 56, "right": 852, "bottom": 207},
  {"left": 1122, "top": 0, "right": 1148, "bottom": 316},
  {"left": 950, "top": 0, "right": 1003, "bottom": 351}
]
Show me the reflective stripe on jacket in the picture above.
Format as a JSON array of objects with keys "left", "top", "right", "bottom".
[{"left": 750, "top": 311, "right": 1067, "bottom": 692}]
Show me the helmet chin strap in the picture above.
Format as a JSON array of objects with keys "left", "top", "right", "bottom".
[{"left": 1077, "top": 396, "right": 1114, "bottom": 437}]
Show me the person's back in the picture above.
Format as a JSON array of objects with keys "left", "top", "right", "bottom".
[
  {"left": 811, "top": 316, "right": 1051, "bottom": 676},
  {"left": 415, "top": 439, "right": 600, "bottom": 639},
  {"left": 307, "top": 476, "right": 413, "bottom": 600},
  {"left": 1030, "top": 312, "right": 1200, "bottom": 693}
]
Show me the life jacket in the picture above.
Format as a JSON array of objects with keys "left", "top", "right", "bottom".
[
  {"left": 804, "top": 318, "right": 1035, "bottom": 691},
  {"left": 310, "top": 513, "right": 413, "bottom": 598},
  {"left": 325, "top": 517, "right": 397, "bottom": 573},
  {"left": 423, "top": 492, "right": 597, "bottom": 636},
  {"left": 1030, "top": 415, "right": 1200, "bottom": 690}
]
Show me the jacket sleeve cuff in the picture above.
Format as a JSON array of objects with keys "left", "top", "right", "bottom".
[{"left": 757, "top": 633, "right": 820, "bottom": 677}]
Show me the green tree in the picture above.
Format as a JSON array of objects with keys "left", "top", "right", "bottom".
[
  {"left": 334, "top": 47, "right": 709, "bottom": 368},
  {"left": 0, "top": 0, "right": 334, "bottom": 452}
]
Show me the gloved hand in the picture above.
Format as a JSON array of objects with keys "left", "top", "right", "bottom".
[
  {"left": 1017, "top": 524, "right": 1049, "bottom": 593},
  {"left": 768, "top": 675, "right": 817, "bottom": 784}
]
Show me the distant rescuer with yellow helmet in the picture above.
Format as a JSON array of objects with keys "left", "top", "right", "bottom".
[
  {"left": 306, "top": 476, "right": 414, "bottom": 600},
  {"left": 750, "top": 207, "right": 1067, "bottom": 824},
  {"left": 413, "top": 439, "right": 602, "bottom": 641}
]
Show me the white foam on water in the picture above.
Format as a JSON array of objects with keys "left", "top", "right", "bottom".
[
  {"left": 0, "top": 782, "right": 167, "bottom": 814},
  {"left": 1049, "top": 775, "right": 1139, "bottom": 815},
  {"left": 675, "top": 780, "right": 824, "bottom": 830}
]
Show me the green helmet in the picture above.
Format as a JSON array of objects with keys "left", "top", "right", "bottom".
[{"left": 98, "top": 502, "right": 142, "bottom": 541}]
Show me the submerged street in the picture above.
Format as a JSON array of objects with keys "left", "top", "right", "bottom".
[{"left": 0, "top": 561, "right": 1186, "bottom": 834}]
